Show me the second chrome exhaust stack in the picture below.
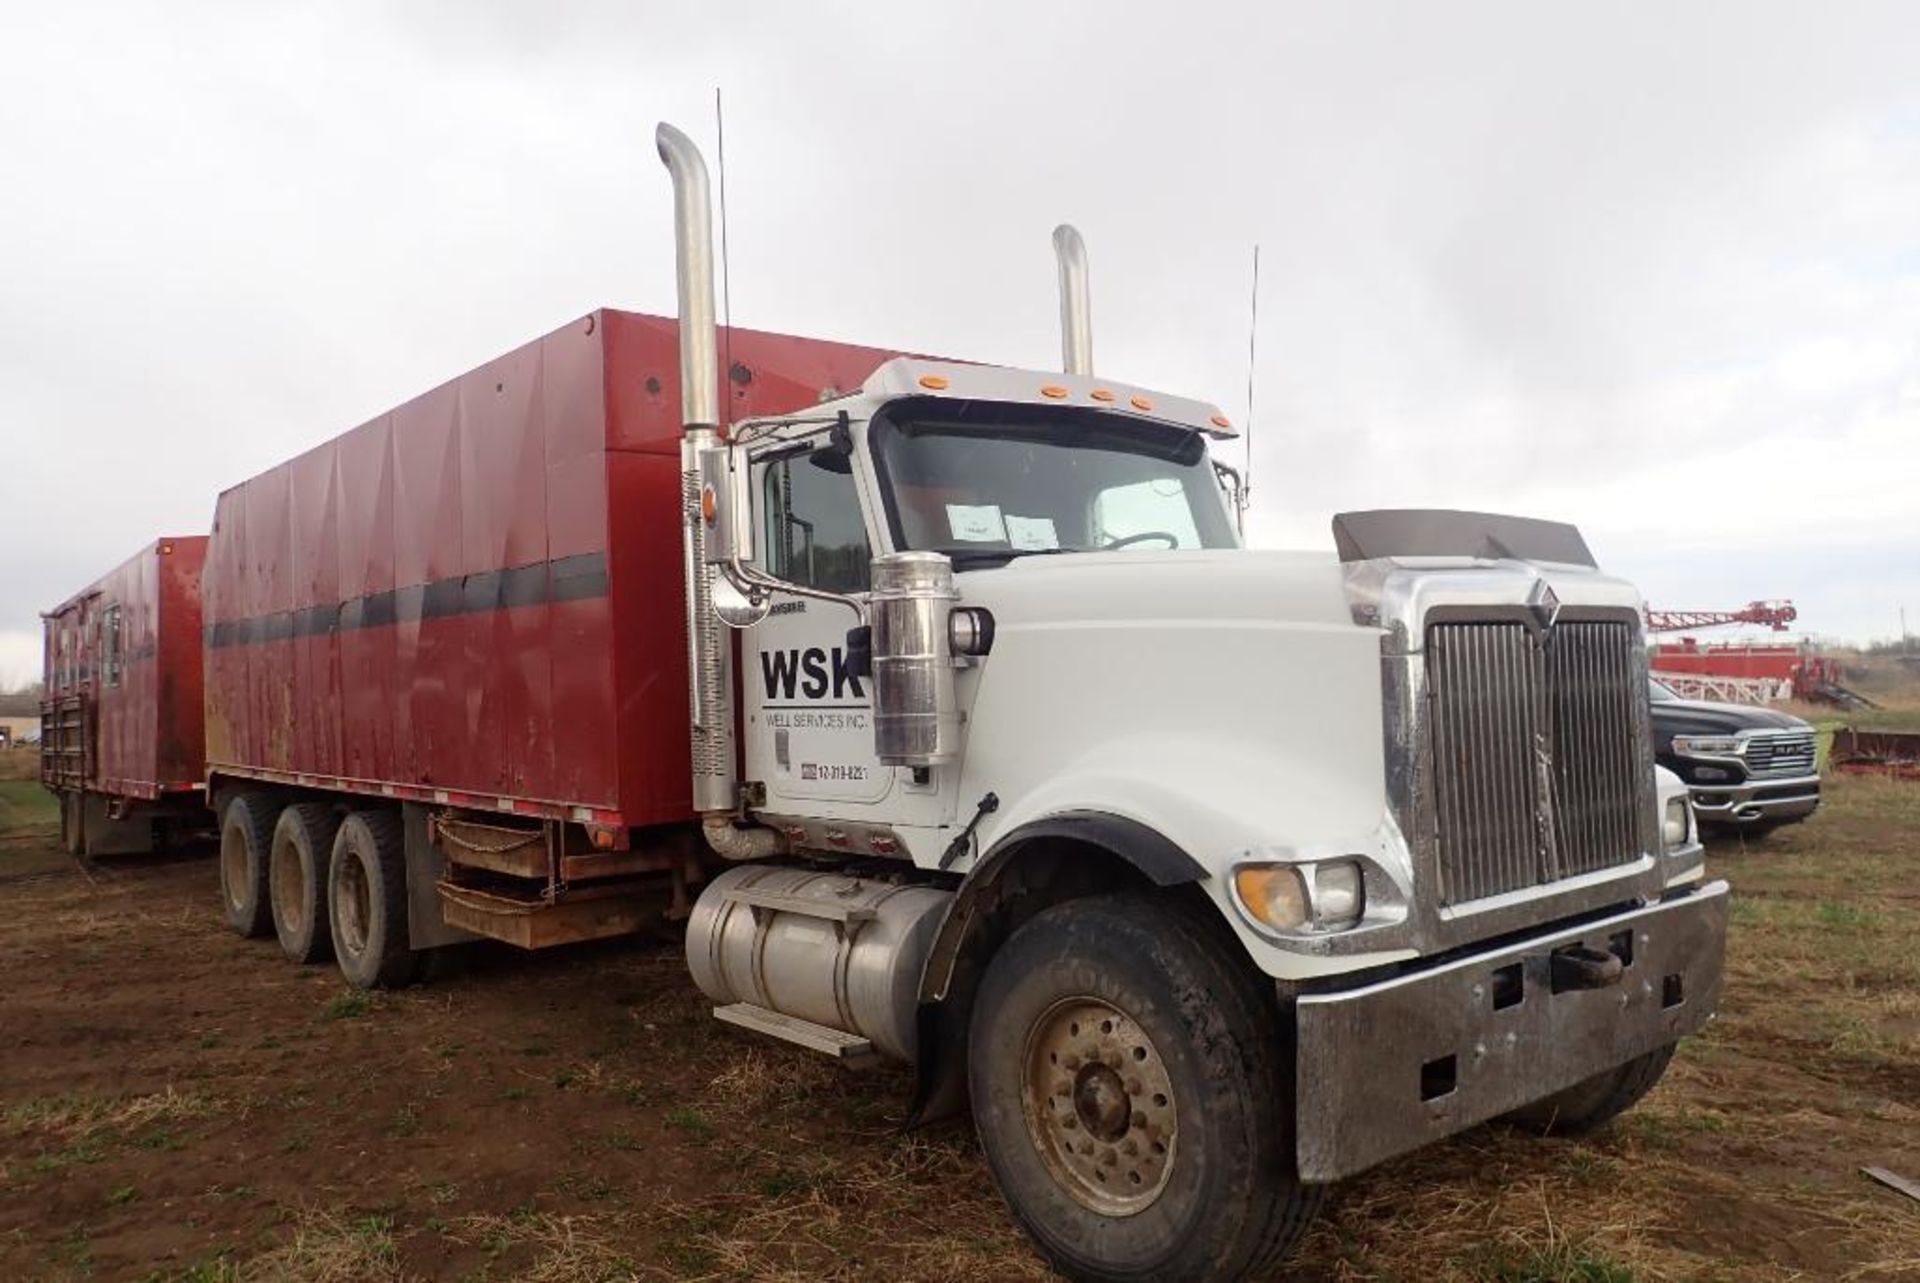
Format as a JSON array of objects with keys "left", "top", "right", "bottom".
[{"left": 1052, "top": 224, "right": 1093, "bottom": 376}]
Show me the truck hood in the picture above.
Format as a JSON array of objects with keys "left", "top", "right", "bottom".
[
  {"left": 950, "top": 547, "right": 1356, "bottom": 629},
  {"left": 1649, "top": 698, "right": 1809, "bottom": 736}
]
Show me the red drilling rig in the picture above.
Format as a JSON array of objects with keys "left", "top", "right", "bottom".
[
  {"left": 1646, "top": 599, "right": 1870, "bottom": 706},
  {"left": 1645, "top": 600, "right": 1797, "bottom": 634}
]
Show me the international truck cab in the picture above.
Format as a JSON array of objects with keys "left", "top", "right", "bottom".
[
  {"left": 720, "top": 360, "right": 1244, "bottom": 830},
  {"left": 650, "top": 125, "right": 1729, "bottom": 1279}
]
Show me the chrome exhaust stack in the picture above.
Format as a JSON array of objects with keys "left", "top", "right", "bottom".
[
  {"left": 656, "top": 121, "right": 736, "bottom": 816},
  {"left": 1052, "top": 224, "right": 1093, "bottom": 376}
]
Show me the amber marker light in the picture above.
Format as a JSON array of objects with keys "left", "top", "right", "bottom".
[
  {"left": 1210, "top": 414, "right": 1233, "bottom": 429},
  {"left": 1090, "top": 388, "right": 1117, "bottom": 402},
  {"left": 1233, "top": 866, "right": 1310, "bottom": 931},
  {"left": 1130, "top": 395, "right": 1154, "bottom": 411},
  {"left": 918, "top": 374, "right": 950, "bottom": 390},
  {"left": 1040, "top": 385, "right": 1069, "bottom": 399},
  {"left": 700, "top": 486, "right": 717, "bottom": 524}
]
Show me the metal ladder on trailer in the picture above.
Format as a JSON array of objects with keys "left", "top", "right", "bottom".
[{"left": 39, "top": 694, "right": 90, "bottom": 791}]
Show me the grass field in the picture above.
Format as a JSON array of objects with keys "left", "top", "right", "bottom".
[{"left": 0, "top": 760, "right": 1915, "bottom": 1280}]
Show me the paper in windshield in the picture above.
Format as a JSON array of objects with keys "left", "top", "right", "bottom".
[
  {"left": 945, "top": 504, "right": 1007, "bottom": 543},
  {"left": 1004, "top": 515, "right": 1060, "bottom": 551}
]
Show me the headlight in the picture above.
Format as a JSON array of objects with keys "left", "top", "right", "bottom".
[
  {"left": 1671, "top": 734, "right": 1742, "bottom": 757},
  {"left": 1662, "top": 796, "right": 1692, "bottom": 849},
  {"left": 1313, "top": 861, "right": 1366, "bottom": 928},
  {"left": 1233, "top": 860, "right": 1366, "bottom": 933}
]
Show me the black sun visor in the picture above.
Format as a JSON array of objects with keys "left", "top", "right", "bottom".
[{"left": 1331, "top": 509, "right": 1596, "bottom": 567}]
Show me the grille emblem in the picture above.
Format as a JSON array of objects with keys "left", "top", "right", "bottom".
[{"left": 1527, "top": 581, "right": 1561, "bottom": 631}]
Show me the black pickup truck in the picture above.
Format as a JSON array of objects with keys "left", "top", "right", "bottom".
[{"left": 1648, "top": 678, "right": 1821, "bottom": 832}]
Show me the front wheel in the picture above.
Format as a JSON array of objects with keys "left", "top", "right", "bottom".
[
  {"left": 968, "top": 894, "right": 1320, "bottom": 1282},
  {"left": 1505, "top": 1044, "right": 1676, "bottom": 1136}
]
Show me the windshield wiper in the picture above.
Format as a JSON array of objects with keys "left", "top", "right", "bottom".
[{"left": 940, "top": 547, "right": 1081, "bottom": 569}]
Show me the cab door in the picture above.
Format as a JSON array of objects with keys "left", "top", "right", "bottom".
[{"left": 743, "top": 443, "right": 893, "bottom": 807}]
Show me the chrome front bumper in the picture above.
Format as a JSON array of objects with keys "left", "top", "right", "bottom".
[
  {"left": 1687, "top": 775, "right": 1820, "bottom": 826},
  {"left": 1293, "top": 880, "right": 1729, "bottom": 1183}
]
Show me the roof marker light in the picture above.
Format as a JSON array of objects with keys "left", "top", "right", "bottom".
[
  {"left": 1130, "top": 395, "right": 1154, "bottom": 411},
  {"left": 1210, "top": 414, "right": 1232, "bottom": 429},
  {"left": 918, "top": 374, "right": 950, "bottom": 390},
  {"left": 1040, "top": 385, "right": 1069, "bottom": 399},
  {"left": 1090, "top": 389, "right": 1116, "bottom": 402}
]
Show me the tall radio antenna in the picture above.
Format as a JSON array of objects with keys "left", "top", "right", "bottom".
[
  {"left": 715, "top": 87, "right": 734, "bottom": 430},
  {"left": 1244, "top": 243, "right": 1260, "bottom": 519}
]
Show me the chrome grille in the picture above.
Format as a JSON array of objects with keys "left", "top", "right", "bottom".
[
  {"left": 1426, "top": 618, "right": 1649, "bottom": 906},
  {"left": 1545, "top": 623, "right": 1649, "bottom": 877},
  {"left": 1745, "top": 732, "right": 1816, "bottom": 778}
]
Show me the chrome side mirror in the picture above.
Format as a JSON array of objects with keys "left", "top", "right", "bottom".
[
  {"left": 712, "top": 576, "right": 769, "bottom": 629},
  {"left": 868, "top": 551, "right": 961, "bottom": 765},
  {"left": 698, "top": 444, "right": 768, "bottom": 629},
  {"left": 698, "top": 443, "right": 754, "bottom": 568}
]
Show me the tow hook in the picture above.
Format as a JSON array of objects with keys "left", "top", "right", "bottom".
[{"left": 1549, "top": 943, "right": 1624, "bottom": 992}]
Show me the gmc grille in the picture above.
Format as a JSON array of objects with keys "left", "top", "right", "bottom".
[
  {"left": 1744, "top": 732, "right": 1816, "bottom": 778},
  {"left": 1426, "top": 619, "right": 1651, "bottom": 906}
]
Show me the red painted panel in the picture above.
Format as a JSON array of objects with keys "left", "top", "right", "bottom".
[
  {"left": 155, "top": 539, "right": 208, "bottom": 789},
  {"left": 335, "top": 414, "right": 396, "bottom": 784},
  {"left": 599, "top": 313, "right": 911, "bottom": 824},
  {"left": 41, "top": 537, "right": 208, "bottom": 798}
]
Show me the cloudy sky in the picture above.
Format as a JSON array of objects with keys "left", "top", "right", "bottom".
[{"left": 3, "top": 1, "right": 1917, "bottom": 687}]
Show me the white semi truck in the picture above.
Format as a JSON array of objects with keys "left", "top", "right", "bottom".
[
  {"left": 651, "top": 123, "right": 1729, "bottom": 1279},
  {"left": 179, "top": 114, "right": 1725, "bottom": 1282}
]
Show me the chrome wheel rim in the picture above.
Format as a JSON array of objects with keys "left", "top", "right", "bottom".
[
  {"left": 336, "top": 851, "right": 371, "bottom": 956},
  {"left": 220, "top": 826, "right": 248, "bottom": 913},
  {"left": 1021, "top": 996, "right": 1178, "bottom": 1216},
  {"left": 271, "top": 841, "right": 303, "bottom": 935}
]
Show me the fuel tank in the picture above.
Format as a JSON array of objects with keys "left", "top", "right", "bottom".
[{"left": 685, "top": 865, "right": 953, "bottom": 1062}]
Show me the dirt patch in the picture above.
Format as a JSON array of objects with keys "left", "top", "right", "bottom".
[{"left": 2, "top": 777, "right": 1917, "bottom": 1280}]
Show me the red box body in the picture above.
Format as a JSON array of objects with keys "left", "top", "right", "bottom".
[
  {"left": 201, "top": 310, "right": 905, "bottom": 828},
  {"left": 41, "top": 538, "right": 209, "bottom": 799}
]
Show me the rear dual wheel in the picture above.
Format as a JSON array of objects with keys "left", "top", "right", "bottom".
[
  {"left": 328, "top": 809, "right": 418, "bottom": 990},
  {"left": 270, "top": 804, "right": 340, "bottom": 964},
  {"left": 219, "top": 792, "right": 278, "bottom": 938},
  {"left": 59, "top": 791, "right": 84, "bottom": 857}
]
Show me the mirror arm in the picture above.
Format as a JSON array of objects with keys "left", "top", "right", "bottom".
[
  {"left": 718, "top": 555, "right": 866, "bottom": 621},
  {"left": 1212, "top": 459, "right": 1248, "bottom": 536}
]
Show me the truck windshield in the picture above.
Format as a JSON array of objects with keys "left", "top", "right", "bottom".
[{"left": 867, "top": 397, "right": 1238, "bottom": 566}]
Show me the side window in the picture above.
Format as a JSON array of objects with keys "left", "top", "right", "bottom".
[
  {"left": 762, "top": 450, "right": 871, "bottom": 593},
  {"left": 1091, "top": 478, "right": 1204, "bottom": 549},
  {"left": 104, "top": 605, "right": 124, "bottom": 688}
]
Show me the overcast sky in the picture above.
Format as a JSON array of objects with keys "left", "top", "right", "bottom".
[{"left": 3, "top": 1, "right": 1917, "bottom": 687}]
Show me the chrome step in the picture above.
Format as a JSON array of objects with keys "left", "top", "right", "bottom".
[{"left": 713, "top": 1002, "right": 875, "bottom": 1062}]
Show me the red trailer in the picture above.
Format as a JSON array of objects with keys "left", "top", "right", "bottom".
[
  {"left": 40, "top": 537, "right": 210, "bottom": 855},
  {"left": 200, "top": 309, "right": 908, "bottom": 960}
]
